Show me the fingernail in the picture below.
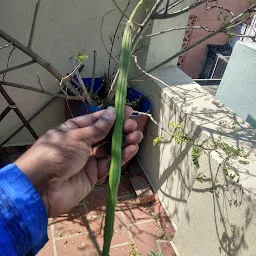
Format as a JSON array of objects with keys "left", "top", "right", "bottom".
[{"left": 102, "top": 106, "right": 115, "bottom": 120}]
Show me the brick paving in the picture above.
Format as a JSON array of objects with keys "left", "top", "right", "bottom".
[
  {"left": 0, "top": 148, "right": 176, "bottom": 256},
  {"left": 0, "top": 146, "right": 176, "bottom": 255},
  {"left": 37, "top": 171, "right": 176, "bottom": 256}
]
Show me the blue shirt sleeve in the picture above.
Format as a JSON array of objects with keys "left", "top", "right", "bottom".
[{"left": 0, "top": 164, "right": 48, "bottom": 256}]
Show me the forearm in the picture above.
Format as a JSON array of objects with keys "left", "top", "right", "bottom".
[{"left": 0, "top": 164, "right": 48, "bottom": 255}]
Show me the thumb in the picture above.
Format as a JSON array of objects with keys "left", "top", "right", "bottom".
[{"left": 71, "top": 106, "right": 116, "bottom": 145}]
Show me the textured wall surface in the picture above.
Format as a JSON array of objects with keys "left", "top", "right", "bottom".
[
  {"left": 216, "top": 41, "right": 256, "bottom": 128},
  {"left": 0, "top": 0, "right": 145, "bottom": 146},
  {"left": 179, "top": 0, "right": 248, "bottom": 78}
]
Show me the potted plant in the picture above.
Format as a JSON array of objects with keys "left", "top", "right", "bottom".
[
  {"left": 65, "top": 77, "right": 151, "bottom": 134},
  {"left": 1, "top": 0, "right": 255, "bottom": 255}
]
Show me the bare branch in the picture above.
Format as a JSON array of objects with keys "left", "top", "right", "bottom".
[
  {"left": 133, "top": 110, "right": 172, "bottom": 135},
  {"left": 68, "top": 57, "right": 94, "bottom": 105},
  {"left": 108, "top": 0, "right": 131, "bottom": 78},
  {"left": 112, "top": 0, "right": 141, "bottom": 27},
  {"left": 0, "top": 43, "right": 12, "bottom": 50},
  {"left": 227, "top": 17, "right": 252, "bottom": 29},
  {"left": 132, "top": 55, "right": 171, "bottom": 87},
  {"left": 132, "top": 0, "right": 165, "bottom": 52},
  {"left": 133, "top": 39, "right": 149, "bottom": 54},
  {"left": 0, "top": 60, "right": 35, "bottom": 75},
  {"left": 105, "top": 0, "right": 164, "bottom": 105},
  {"left": 3, "top": 46, "right": 15, "bottom": 81},
  {"left": 90, "top": 50, "right": 97, "bottom": 94},
  {"left": 153, "top": 0, "right": 212, "bottom": 19},
  {"left": 206, "top": 4, "right": 234, "bottom": 16},
  {"left": 165, "top": 0, "right": 170, "bottom": 13},
  {"left": 1, "top": 80, "right": 83, "bottom": 100},
  {"left": 28, "top": 0, "right": 42, "bottom": 48},
  {"left": 0, "top": 84, "right": 38, "bottom": 139},
  {"left": 158, "top": 0, "right": 185, "bottom": 14},
  {"left": 104, "top": 69, "right": 120, "bottom": 106},
  {"left": 142, "top": 25, "right": 215, "bottom": 38},
  {"left": 132, "top": 55, "right": 192, "bottom": 104},
  {"left": 226, "top": 33, "right": 256, "bottom": 40},
  {"left": 132, "top": 6, "right": 256, "bottom": 78},
  {"left": 0, "top": 28, "right": 81, "bottom": 97},
  {"left": 65, "top": 100, "right": 74, "bottom": 118},
  {"left": 60, "top": 63, "right": 82, "bottom": 86},
  {"left": 37, "top": 72, "right": 44, "bottom": 92},
  {"left": 112, "top": 0, "right": 129, "bottom": 20},
  {"left": 100, "top": 9, "right": 120, "bottom": 64}
]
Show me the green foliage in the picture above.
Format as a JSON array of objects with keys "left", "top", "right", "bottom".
[
  {"left": 192, "top": 146, "right": 202, "bottom": 168},
  {"left": 153, "top": 120, "right": 250, "bottom": 185},
  {"left": 76, "top": 52, "right": 88, "bottom": 62},
  {"left": 214, "top": 140, "right": 250, "bottom": 159},
  {"left": 171, "top": 131, "right": 185, "bottom": 144},
  {"left": 169, "top": 121, "right": 187, "bottom": 144},
  {"left": 231, "top": 120, "right": 239, "bottom": 130},
  {"left": 223, "top": 166, "right": 240, "bottom": 183},
  {"left": 153, "top": 136, "right": 164, "bottom": 146},
  {"left": 147, "top": 252, "right": 164, "bottom": 256},
  {"left": 239, "top": 159, "right": 250, "bottom": 164},
  {"left": 218, "top": 120, "right": 240, "bottom": 131},
  {"left": 169, "top": 121, "right": 183, "bottom": 129}
]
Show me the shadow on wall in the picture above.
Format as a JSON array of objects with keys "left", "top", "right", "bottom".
[{"left": 135, "top": 73, "right": 256, "bottom": 255}]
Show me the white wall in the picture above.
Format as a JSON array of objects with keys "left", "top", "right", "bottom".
[
  {"left": 0, "top": 0, "right": 146, "bottom": 146},
  {"left": 216, "top": 41, "right": 256, "bottom": 128},
  {"left": 145, "top": 0, "right": 191, "bottom": 70}
]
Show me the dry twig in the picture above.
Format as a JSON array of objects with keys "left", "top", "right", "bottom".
[
  {"left": 133, "top": 110, "right": 172, "bottom": 135},
  {"left": 0, "top": 43, "right": 12, "bottom": 50},
  {"left": 0, "top": 28, "right": 81, "bottom": 97},
  {"left": 100, "top": 8, "right": 119, "bottom": 64},
  {"left": 153, "top": 0, "right": 213, "bottom": 19},
  {"left": 107, "top": 0, "right": 131, "bottom": 78},
  {"left": 28, "top": 0, "right": 42, "bottom": 48},
  {"left": 132, "top": 5, "right": 256, "bottom": 79},
  {"left": 0, "top": 60, "right": 35, "bottom": 75},
  {"left": 142, "top": 25, "right": 215, "bottom": 38},
  {"left": 90, "top": 50, "right": 97, "bottom": 94},
  {"left": 1, "top": 80, "right": 82, "bottom": 100}
]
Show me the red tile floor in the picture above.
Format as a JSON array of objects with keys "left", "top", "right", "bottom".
[
  {"left": 0, "top": 146, "right": 176, "bottom": 256},
  {"left": 37, "top": 168, "right": 176, "bottom": 256}
]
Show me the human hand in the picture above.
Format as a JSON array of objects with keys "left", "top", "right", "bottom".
[{"left": 15, "top": 106, "right": 143, "bottom": 216}]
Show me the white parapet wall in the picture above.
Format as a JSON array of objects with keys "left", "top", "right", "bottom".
[
  {"left": 134, "top": 66, "right": 256, "bottom": 256},
  {"left": 216, "top": 41, "right": 256, "bottom": 128}
]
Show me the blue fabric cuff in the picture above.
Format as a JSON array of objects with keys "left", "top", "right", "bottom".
[{"left": 0, "top": 164, "right": 48, "bottom": 255}]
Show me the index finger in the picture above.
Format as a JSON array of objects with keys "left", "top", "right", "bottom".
[{"left": 64, "top": 105, "right": 133, "bottom": 129}]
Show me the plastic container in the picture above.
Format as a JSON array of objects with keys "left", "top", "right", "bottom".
[{"left": 67, "top": 78, "right": 151, "bottom": 132}]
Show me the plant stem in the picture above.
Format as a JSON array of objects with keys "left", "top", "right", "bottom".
[{"left": 90, "top": 50, "right": 97, "bottom": 95}]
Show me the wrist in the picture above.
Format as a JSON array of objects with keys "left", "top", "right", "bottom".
[{"left": 15, "top": 148, "right": 49, "bottom": 215}]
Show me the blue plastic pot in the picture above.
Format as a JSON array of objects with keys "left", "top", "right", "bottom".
[{"left": 68, "top": 78, "right": 151, "bottom": 132}]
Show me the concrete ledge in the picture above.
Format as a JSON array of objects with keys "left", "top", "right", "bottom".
[{"left": 134, "top": 66, "right": 256, "bottom": 256}]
